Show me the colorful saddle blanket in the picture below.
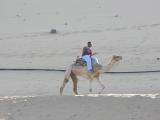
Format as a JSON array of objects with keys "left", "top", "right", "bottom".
[
  {"left": 75, "top": 58, "right": 87, "bottom": 66},
  {"left": 74, "top": 57, "right": 102, "bottom": 70}
]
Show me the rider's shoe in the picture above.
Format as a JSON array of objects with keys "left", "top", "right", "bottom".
[{"left": 89, "top": 69, "right": 94, "bottom": 73}]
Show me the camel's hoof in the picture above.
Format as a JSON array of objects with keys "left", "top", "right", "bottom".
[
  {"left": 89, "top": 89, "right": 92, "bottom": 93},
  {"left": 102, "top": 85, "right": 105, "bottom": 90},
  {"left": 74, "top": 92, "right": 78, "bottom": 95},
  {"left": 98, "top": 86, "right": 105, "bottom": 94},
  {"left": 60, "top": 87, "right": 63, "bottom": 96}
]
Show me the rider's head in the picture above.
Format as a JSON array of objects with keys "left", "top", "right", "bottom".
[{"left": 87, "top": 41, "right": 92, "bottom": 48}]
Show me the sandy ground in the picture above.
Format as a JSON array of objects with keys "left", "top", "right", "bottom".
[
  {"left": 0, "top": 71, "right": 160, "bottom": 120},
  {"left": 1, "top": 0, "right": 160, "bottom": 119},
  {"left": 0, "top": 96, "right": 160, "bottom": 120},
  {"left": 0, "top": 71, "right": 160, "bottom": 96}
]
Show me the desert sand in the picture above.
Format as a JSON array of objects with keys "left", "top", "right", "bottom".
[
  {"left": 0, "top": 95, "right": 160, "bottom": 120},
  {"left": 1, "top": 0, "right": 160, "bottom": 119}
]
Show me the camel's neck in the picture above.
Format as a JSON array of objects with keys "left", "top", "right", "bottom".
[{"left": 103, "top": 59, "right": 117, "bottom": 72}]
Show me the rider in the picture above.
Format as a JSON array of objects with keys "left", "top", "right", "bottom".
[{"left": 82, "top": 42, "right": 99, "bottom": 72}]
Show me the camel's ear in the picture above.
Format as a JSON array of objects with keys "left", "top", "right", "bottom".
[
  {"left": 113, "top": 55, "right": 118, "bottom": 59},
  {"left": 113, "top": 55, "right": 122, "bottom": 61}
]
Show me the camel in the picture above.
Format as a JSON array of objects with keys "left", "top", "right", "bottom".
[{"left": 60, "top": 55, "right": 122, "bottom": 95}]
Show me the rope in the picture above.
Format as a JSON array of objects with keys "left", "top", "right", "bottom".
[
  {"left": 0, "top": 68, "right": 160, "bottom": 74},
  {"left": 105, "top": 70, "right": 160, "bottom": 74},
  {"left": 0, "top": 68, "right": 65, "bottom": 72}
]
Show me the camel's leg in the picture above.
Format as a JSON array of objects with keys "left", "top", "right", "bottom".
[
  {"left": 97, "top": 80, "right": 105, "bottom": 94},
  {"left": 60, "top": 78, "right": 69, "bottom": 96},
  {"left": 89, "top": 80, "right": 93, "bottom": 93},
  {"left": 96, "top": 75, "right": 105, "bottom": 94},
  {"left": 70, "top": 72, "right": 78, "bottom": 95},
  {"left": 87, "top": 73, "right": 94, "bottom": 93}
]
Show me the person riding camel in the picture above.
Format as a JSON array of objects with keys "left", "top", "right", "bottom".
[{"left": 82, "top": 42, "right": 99, "bottom": 72}]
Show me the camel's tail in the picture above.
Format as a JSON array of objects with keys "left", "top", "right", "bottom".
[{"left": 64, "top": 65, "right": 73, "bottom": 80}]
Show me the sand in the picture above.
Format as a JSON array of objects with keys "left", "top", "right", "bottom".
[
  {"left": 1, "top": 0, "right": 160, "bottom": 119},
  {"left": 0, "top": 70, "right": 160, "bottom": 120},
  {"left": 0, "top": 96, "right": 160, "bottom": 120}
]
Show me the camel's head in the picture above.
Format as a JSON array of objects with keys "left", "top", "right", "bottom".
[{"left": 112, "top": 55, "right": 122, "bottom": 62}]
